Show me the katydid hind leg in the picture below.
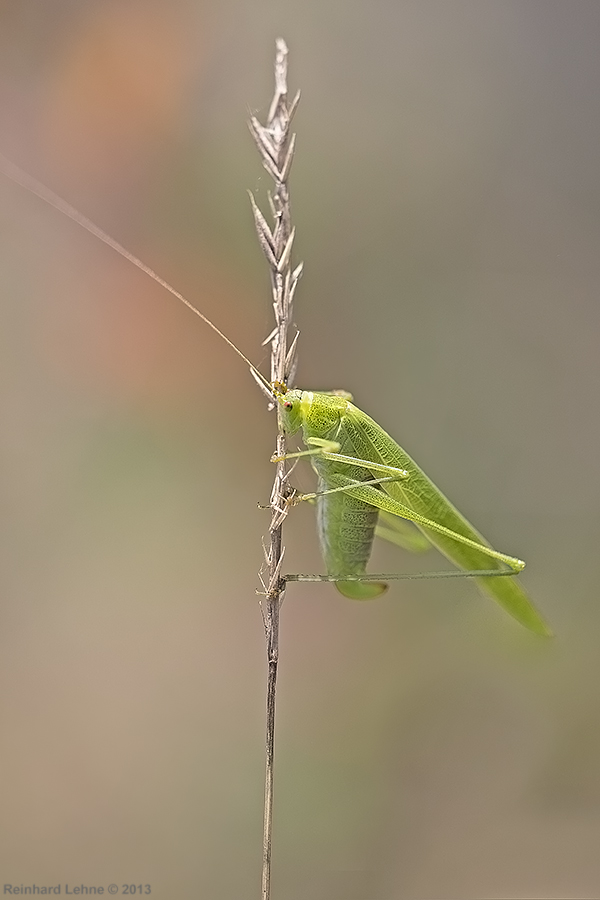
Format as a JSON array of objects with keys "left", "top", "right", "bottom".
[
  {"left": 322, "top": 472, "right": 525, "bottom": 571},
  {"left": 319, "top": 473, "right": 551, "bottom": 636}
]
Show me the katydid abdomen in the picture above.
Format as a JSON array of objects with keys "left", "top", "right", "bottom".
[
  {"left": 280, "top": 388, "right": 551, "bottom": 636},
  {"left": 315, "top": 469, "right": 387, "bottom": 601}
]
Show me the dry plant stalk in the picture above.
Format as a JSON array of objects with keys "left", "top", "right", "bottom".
[{"left": 248, "top": 38, "right": 302, "bottom": 900}]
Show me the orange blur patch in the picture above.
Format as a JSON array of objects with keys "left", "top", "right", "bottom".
[
  {"left": 39, "top": 241, "right": 258, "bottom": 412},
  {"left": 41, "top": 1, "right": 201, "bottom": 182}
]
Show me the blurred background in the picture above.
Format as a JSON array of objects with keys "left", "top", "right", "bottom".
[{"left": 0, "top": 1, "right": 599, "bottom": 897}]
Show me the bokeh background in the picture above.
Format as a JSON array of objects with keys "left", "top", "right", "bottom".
[{"left": 1, "top": 2, "right": 599, "bottom": 898}]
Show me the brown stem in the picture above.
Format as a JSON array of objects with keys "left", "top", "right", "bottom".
[{"left": 248, "top": 38, "right": 302, "bottom": 900}]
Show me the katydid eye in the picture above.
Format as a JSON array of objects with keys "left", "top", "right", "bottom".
[{"left": 284, "top": 401, "right": 293, "bottom": 409}]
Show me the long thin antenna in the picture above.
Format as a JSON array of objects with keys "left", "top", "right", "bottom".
[{"left": 0, "top": 151, "right": 273, "bottom": 396}]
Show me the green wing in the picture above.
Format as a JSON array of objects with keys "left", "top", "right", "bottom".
[
  {"left": 340, "top": 404, "right": 553, "bottom": 636},
  {"left": 375, "top": 510, "right": 431, "bottom": 553}
]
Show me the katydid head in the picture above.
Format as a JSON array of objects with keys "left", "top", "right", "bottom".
[
  {"left": 275, "top": 388, "right": 353, "bottom": 436},
  {"left": 273, "top": 385, "right": 304, "bottom": 435}
]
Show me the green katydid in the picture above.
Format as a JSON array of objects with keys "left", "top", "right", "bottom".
[
  {"left": 272, "top": 386, "right": 551, "bottom": 636},
  {"left": 0, "top": 155, "right": 552, "bottom": 637}
]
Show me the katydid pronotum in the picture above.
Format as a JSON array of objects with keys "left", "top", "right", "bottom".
[{"left": 0, "top": 155, "right": 552, "bottom": 637}]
